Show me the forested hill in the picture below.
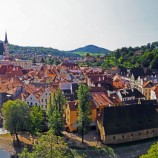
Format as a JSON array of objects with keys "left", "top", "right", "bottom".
[
  {"left": 67, "top": 45, "right": 110, "bottom": 55},
  {"left": 8, "top": 44, "right": 78, "bottom": 57},
  {"left": 7, "top": 43, "right": 110, "bottom": 57},
  {"left": 102, "top": 41, "right": 158, "bottom": 70}
]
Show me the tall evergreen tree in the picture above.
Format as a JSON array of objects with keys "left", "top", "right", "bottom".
[
  {"left": 47, "top": 89, "right": 66, "bottom": 136},
  {"left": 27, "top": 106, "right": 45, "bottom": 136},
  {"left": 41, "top": 56, "right": 45, "bottom": 63},
  {"left": 77, "top": 84, "right": 91, "bottom": 143},
  {"left": 33, "top": 55, "right": 36, "bottom": 64}
]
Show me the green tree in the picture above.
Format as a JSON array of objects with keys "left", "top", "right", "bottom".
[
  {"left": 19, "top": 129, "right": 71, "bottom": 158},
  {"left": 2, "top": 100, "right": 30, "bottom": 142},
  {"left": 54, "top": 60, "right": 61, "bottom": 65},
  {"left": 140, "top": 142, "right": 158, "bottom": 158},
  {"left": 86, "top": 52, "right": 90, "bottom": 57},
  {"left": 27, "top": 106, "right": 45, "bottom": 136},
  {"left": 41, "top": 56, "right": 45, "bottom": 63},
  {"left": 33, "top": 55, "right": 36, "bottom": 64},
  {"left": 47, "top": 90, "right": 66, "bottom": 136},
  {"left": 77, "top": 84, "right": 91, "bottom": 144}
]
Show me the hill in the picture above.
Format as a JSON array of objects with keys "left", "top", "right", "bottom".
[
  {"left": 102, "top": 41, "right": 158, "bottom": 70},
  {"left": 8, "top": 44, "right": 79, "bottom": 57},
  {"left": 67, "top": 45, "right": 111, "bottom": 55},
  {"left": 7, "top": 44, "right": 110, "bottom": 57}
]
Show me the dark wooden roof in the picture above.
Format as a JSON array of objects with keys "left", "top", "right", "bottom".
[
  {"left": 129, "top": 67, "right": 151, "bottom": 80},
  {"left": 99, "top": 104, "right": 158, "bottom": 135},
  {"left": 119, "top": 88, "right": 145, "bottom": 99}
]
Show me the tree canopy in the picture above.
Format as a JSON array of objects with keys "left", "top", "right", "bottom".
[
  {"left": 140, "top": 142, "right": 158, "bottom": 158},
  {"left": 2, "top": 100, "right": 30, "bottom": 141},
  {"left": 101, "top": 42, "right": 158, "bottom": 70},
  {"left": 77, "top": 84, "right": 91, "bottom": 143},
  {"left": 18, "top": 129, "right": 71, "bottom": 158},
  {"left": 47, "top": 89, "right": 66, "bottom": 136},
  {"left": 27, "top": 106, "right": 45, "bottom": 135}
]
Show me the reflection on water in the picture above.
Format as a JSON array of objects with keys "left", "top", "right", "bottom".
[{"left": 0, "top": 148, "right": 10, "bottom": 158}]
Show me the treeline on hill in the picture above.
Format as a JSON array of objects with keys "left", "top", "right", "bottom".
[
  {"left": 102, "top": 41, "right": 158, "bottom": 70},
  {"left": 9, "top": 44, "right": 80, "bottom": 57}
]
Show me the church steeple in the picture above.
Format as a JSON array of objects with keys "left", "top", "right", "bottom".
[{"left": 4, "top": 32, "right": 8, "bottom": 44}]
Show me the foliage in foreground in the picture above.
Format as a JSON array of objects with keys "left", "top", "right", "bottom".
[
  {"left": 18, "top": 129, "right": 72, "bottom": 158},
  {"left": 2, "top": 100, "right": 30, "bottom": 141},
  {"left": 77, "top": 84, "right": 91, "bottom": 143},
  {"left": 140, "top": 142, "right": 158, "bottom": 158},
  {"left": 47, "top": 89, "right": 66, "bottom": 136}
]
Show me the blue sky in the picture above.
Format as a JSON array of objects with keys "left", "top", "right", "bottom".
[{"left": 0, "top": 0, "right": 158, "bottom": 50}]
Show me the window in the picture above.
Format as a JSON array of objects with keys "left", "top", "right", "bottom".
[
  {"left": 35, "top": 103, "right": 37, "bottom": 105},
  {"left": 147, "top": 131, "right": 148, "bottom": 134},
  {"left": 113, "top": 136, "right": 115, "bottom": 140},
  {"left": 131, "top": 134, "right": 133, "bottom": 137},
  {"left": 122, "top": 135, "right": 124, "bottom": 138},
  {"left": 42, "top": 99, "right": 43, "bottom": 102},
  {"left": 153, "top": 130, "right": 155, "bottom": 133},
  {"left": 30, "top": 97, "right": 32, "bottom": 100},
  {"left": 31, "top": 102, "right": 32, "bottom": 106},
  {"left": 139, "top": 132, "right": 141, "bottom": 135},
  {"left": 46, "top": 93, "right": 47, "bottom": 95},
  {"left": 45, "top": 99, "right": 47, "bottom": 102}
]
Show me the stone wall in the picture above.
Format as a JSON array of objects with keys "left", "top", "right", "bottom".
[{"left": 103, "top": 128, "right": 158, "bottom": 144}]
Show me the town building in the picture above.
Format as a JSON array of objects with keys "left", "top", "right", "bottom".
[
  {"left": 97, "top": 104, "right": 158, "bottom": 144},
  {"left": 11, "top": 59, "right": 32, "bottom": 69},
  {"left": 65, "top": 100, "right": 97, "bottom": 132}
]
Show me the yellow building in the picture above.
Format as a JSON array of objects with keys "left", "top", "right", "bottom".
[
  {"left": 142, "top": 81, "right": 154, "bottom": 100},
  {"left": 65, "top": 100, "right": 97, "bottom": 132},
  {"left": 11, "top": 59, "right": 32, "bottom": 69}
]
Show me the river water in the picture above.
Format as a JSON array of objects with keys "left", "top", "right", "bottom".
[
  {"left": 0, "top": 128, "right": 10, "bottom": 158},
  {"left": 0, "top": 148, "right": 10, "bottom": 158}
]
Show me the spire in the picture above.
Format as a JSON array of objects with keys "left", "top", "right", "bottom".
[{"left": 4, "top": 32, "right": 8, "bottom": 44}]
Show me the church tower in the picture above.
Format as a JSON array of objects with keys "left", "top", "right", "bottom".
[{"left": 3, "top": 32, "right": 10, "bottom": 57}]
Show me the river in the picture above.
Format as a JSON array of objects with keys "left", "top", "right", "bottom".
[
  {"left": 0, "top": 128, "right": 10, "bottom": 158},
  {"left": 0, "top": 148, "right": 10, "bottom": 158}
]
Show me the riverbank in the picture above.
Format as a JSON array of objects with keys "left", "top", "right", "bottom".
[
  {"left": 0, "top": 133, "right": 33, "bottom": 156},
  {"left": 0, "top": 134, "right": 16, "bottom": 155}
]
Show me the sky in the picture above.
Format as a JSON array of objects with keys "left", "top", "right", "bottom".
[{"left": 0, "top": 0, "right": 158, "bottom": 51}]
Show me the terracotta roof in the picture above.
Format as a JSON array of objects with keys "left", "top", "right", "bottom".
[
  {"left": 24, "top": 84, "right": 37, "bottom": 94},
  {"left": 91, "top": 92, "right": 113, "bottom": 108},
  {"left": 143, "top": 81, "right": 154, "bottom": 88}
]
